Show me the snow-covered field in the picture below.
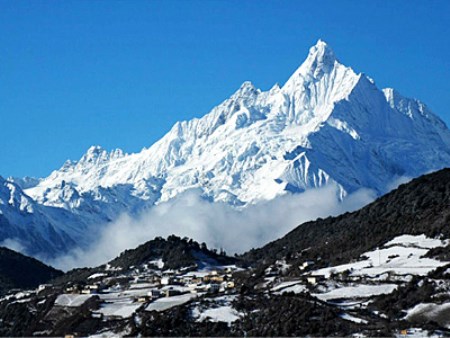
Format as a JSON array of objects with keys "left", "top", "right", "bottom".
[
  {"left": 313, "top": 284, "right": 397, "bottom": 301},
  {"left": 191, "top": 295, "right": 241, "bottom": 324},
  {"left": 55, "top": 294, "right": 94, "bottom": 307},
  {"left": 128, "top": 283, "right": 157, "bottom": 290},
  {"left": 311, "top": 234, "right": 449, "bottom": 279},
  {"left": 95, "top": 303, "right": 142, "bottom": 319},
  {"left": 277, "top": 284, "right": 307, "bottom": 294},
  {"left": 385, "top": 235, "right": 448, "bottom": 249},
  {"left": 304, "top": 235, "right": 450, "bottom": 304},
  {"left": 145, "top": 293, "right": 199, "bottom": 312},
  {"left": 271, "top": 280, "right": 307, "bottom": 294},
  {"left": 194, "top": 305, "right": 241, "bottom": 323}
]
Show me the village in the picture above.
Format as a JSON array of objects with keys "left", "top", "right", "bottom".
[
  {"left": 256, "top": 234, "right": 450, "bottom": 311},
  {"left": 2, "top": 233, "right": 448, "bottom": 336},
  {"left": 30, "top": 233, "right": 449, "bottom": 323},
  {"left": 52, "top": 259, "right": 240, "bottom": 321}
]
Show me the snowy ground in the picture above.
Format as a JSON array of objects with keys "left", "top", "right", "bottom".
[
  {"left": 148, "top": 258, "right": 164, "bottom": 269},
  {"left": 95, "top": 302, "right": 142, "bottom": 319},
  {"left": 270, "top": 280, "right": 307, "bottom": 294},
  {"left": 88, "top": 273, "right": 107, "bottom": 279},
  {"left": 339, "top": 312, "right": 368, "bottom": 324},
  {"left": 55, "top": 294, "right": 94, "bottom": 307},
  {"left": 311, "top": 234, "right": 449, "bottom": 279},
  {"left": 313, "top": 284, "right": 398, "bottom": 301},
  {"left": 194, "top": 305, "right": 241, "bottom": 323},
  {"left": 192, "top": 295, "right": 241, "bottom": 324},
  {"left": 128, "top": 282, "right": 158, "bottom": 289},
  {"left": 278, "top": 284, "right": 307, "bottom": 294},
  {"left": 271, "top": 280, "right": 301, "bottom": 292},
  {"left": 385, "top": 235, "right": 448, "bottom": 249},
  {"left": 145, "top": 293, "right": 199, "bottom": 312}
]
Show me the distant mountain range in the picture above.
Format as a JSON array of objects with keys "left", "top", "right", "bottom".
[{"left": 2, "top": 40, "right": 450, "bottom": 259}]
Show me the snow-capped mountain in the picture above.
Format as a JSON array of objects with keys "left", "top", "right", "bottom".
[
  {"left": 26, "top": 40, "right": 450, "bottom": 205},
  {"left": 3, "top": 40, "right": 450, "bottom": 258},
  {"left": 0, "top": 176, "right": 86, "bottom": 257}
]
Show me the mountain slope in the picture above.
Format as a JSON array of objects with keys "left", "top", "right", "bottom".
[
  {"left": 2, "top": 40, "right": 450, "bottom": 259},
  {"left": 108, "top": 235, "right": 236, "bottom": 270},
  {"left": 241, "top": 168, "right": 450, "bottom": 269},
  {"left": 0, "top": 246, "right": 63, "bottom": 295},
  {"left": 0, "top": 176, "right": 94, "bottom": 257},
  {"left": 51, "top": 235, "right": 236, "bottom": 287}
]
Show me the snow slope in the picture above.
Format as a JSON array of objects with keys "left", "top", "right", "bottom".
[
  {"left": 313, "top": 284, "right": 398, "bottom": 301},
  {"left": 2, "top": 40, "right": 450, "bottom": 258},
  {"left": 54, "top": 294, "right": 94, "bottom": 307},
  {"left": 310, "top": 234, "right": 449, "bottom": 279},
  {"left": 0, "top": 176, "right": 92, "bottom": 257}
]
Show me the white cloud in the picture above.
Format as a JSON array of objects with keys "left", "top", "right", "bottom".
[
  {"left": 0, "top": 238, "right": 26, "bottom": 253},
  {"left": 385, "top": 175, "right": 413, "bottom": 192},
  {"left": 50, "top": 183, "right": 376, "bottom": 271}
]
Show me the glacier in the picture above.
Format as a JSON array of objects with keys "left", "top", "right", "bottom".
[{"left": 2, "top": 39, "right": 450, "bottom": 259}]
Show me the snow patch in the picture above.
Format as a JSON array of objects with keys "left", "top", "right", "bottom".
[
  {"left": 339, "top": 312, "right": 368, "bottom": 324},
  {"left": 196, "top": 305, "right": 241, "bottom": 323},
  {"left": 311, "top": 234, "right": 449, "bottom": 280},
  {"left": 145, "top": 293, "right": 198, "bottom": 312},
  {"left": 95, "top": 303, "right": 142, "bottom": 319},
  {"left": 313, "top": 284, "right": 398, "bottom": 301},
  {"left": 55, "top": 294, "right": 94, "bottom": 307}
]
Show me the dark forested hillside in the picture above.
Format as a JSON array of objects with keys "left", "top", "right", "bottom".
[
  {"left": 51, "top": 235, "right": 236, "bottom": 287},
  {"left": 0, "top": 247, "right": 63, "bottom": 295},
  {"left": 109, "top": 235, "right": 236, "bottom": 270},
  {"left": 242, "top": 168, "right": 450, "bottom": 269}
]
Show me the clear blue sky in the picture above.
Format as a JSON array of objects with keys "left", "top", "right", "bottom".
[{"left": 1, "top": 0, "right": 449, "bottom": 178}]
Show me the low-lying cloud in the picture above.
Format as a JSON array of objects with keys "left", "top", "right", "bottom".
[
  {"left": 385, "top": 175, "right": 413, "bottom": 192},
  {"left": 0, "top": 238, "right": 27, "bottom": 253},
  {"left": 51, "top": 184, "right": 376, "bottom": 271}
]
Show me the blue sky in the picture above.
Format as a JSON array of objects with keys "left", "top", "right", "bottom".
[{"left": 1, "top": 0, "right": 449, "bottom": 178}]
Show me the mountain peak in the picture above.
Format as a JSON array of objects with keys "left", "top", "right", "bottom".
[
  {"left": 231, "top": 81, "right": 259, "bottom": 100},
  {"left": 78, "top": 146, "right": 125, "bottom": 166},
  {"left": 312, "top": 39, "right": 335, "bottom": 59},
  {"left": 79, "top": 145, "right": 108, "bottom": 165},
  {"left": 301, "top": 39, "right": 338, "bottom": 77},
  {"left": 85, "top": 145, "right": 105, "bottom": 156},
  {"left": 282, "top": 40, "right": 344, "bottom": 92}
]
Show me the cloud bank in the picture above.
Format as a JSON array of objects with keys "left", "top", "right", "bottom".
[
  {"left": 50, "top": 184, "right": 376, "bottom": 271},
  {"left": 0, "top": 238, "right": 27, "bottom": 253}
]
